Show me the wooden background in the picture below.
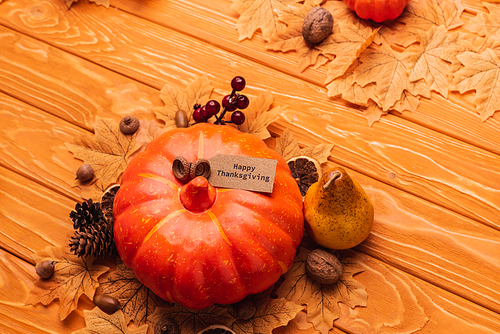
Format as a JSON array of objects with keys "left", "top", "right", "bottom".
[{"left": 1, "top": 0, "right": 500, "bottom": 333}]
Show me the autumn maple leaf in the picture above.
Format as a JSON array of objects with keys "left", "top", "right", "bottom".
[
  {"left": 64, "top": 0, "right": 110, "bottom": 9},
  {"left": 402, "top": 25, "right": 453, "bottom": 98},
  {"left": 266, "top": 0, "right": 328, "bottom": 71},
  {"left": 393, "top": 0, "right": 465, "bottom": 47},
  {"left": 73, "top": 307, "right": 148, "bottom": 334},
  {"left": 464, "top": 2, "right": 500, "bottom": 37},
  {"left": 275, "top": 129, "right": 333, "bottom": 164},
  {"left": 237, "top": 90, "right": 282, "bottom": 140},
  {"left": 319, "top": 22, "right": 380, "bottom": 83},
  {"left": 276, "top": 248, "right": 366, "bottom": 334},
  {"left": 451, "top": 49, "right": 500, "bottom": 121},
  {"left": 231, "top": 0, "right": 304, "bottom": 42},
  {"left": 229, "top": 289, "right": 304, "bottom": 334},
  {"left": 99, "top": 263, "right": 170, "bottom": 326},
  {"left": 153, "top": 74, "right": 213, "bottom": 129},
  {"left": 150, "top": 304, "right": 235, "bottom": 334},
  {"left": 66, "top": 117, "right": 142, "bottom": 189},
  {"left": 26, "top": 246, "right": 109, "bottom": 320},
  {"left": 354, "top": 43, "right": 409, "bottom": 111}
]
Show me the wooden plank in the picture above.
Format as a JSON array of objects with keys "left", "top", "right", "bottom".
[
  {"left": 1, "top": 242, "right": 499, "bottom": 333},
  {"left": 108, "top": 0, "right": 500, "bottom": 156},
  {"left": 1, "top": 92, "right": 499, "bottom": 315},
  {"left": 0, "top": 25, "right": 161, "bottom": 130},
  {"left": 0, "top": 6, "right": 499, "bottom": 230},
  {"left": 0, "top": 249, "right": 88, "bottom": 334},
  {"left": 0, "top": 166, "right": 75, "bottom": 264}
]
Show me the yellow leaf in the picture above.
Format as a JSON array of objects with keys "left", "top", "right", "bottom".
[
  {"left": 464, "top": 2, "right": 500, "bottom": 37},
  {"left": 89, "top": 0, "right": 110, "bottom": 7},
  {"left": 73, "top": 307, "right": 148, "bottom": 334},
  {"left": 354, "top": 44, "right": 408, "bottom": 111},
  {"left": 66, "top": 117, "right": 142, "bottom": 189},
  {"left": 402, "top": 25, "right": 453, "bottom": 98},
  {"left": 361, "top": 100, "right": 388, "bottom": 127},
  {"left": 391, "top": 91, "right": 421, "bottom": 114},
  {"left": 266, "top": 0, "right": 328, "bottom": 71},
  {"left": 240, "top": 91, "right": 281, "bottom": 140},
  {"left": 394, "top": 0, "right": 465, "bottom": 45},
  {"left": 319, "top": 22, "right": 380, "bottom": 83},
  {"left": 451, "top": 49, "right": 500, "bottom": 121},
  {"left": 153, "top": 74, "right": 213, "bottom": 127},
  {"left": 231, "top": 0, "right": 292, "bottom": 42},
  {"left": 276, "top": 248, "right": 366, "bottom": 334},
  {"left": 98, "top": 263, "right": 169, "bottom": 326},
  {"left": 26, "top": 246, "right": 109, "bottom": 320},
  {"left": 275, "top": 129, "right": 333, "bottom": 164}
]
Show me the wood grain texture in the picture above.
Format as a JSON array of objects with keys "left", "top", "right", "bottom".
[
  {"left": 0, "top": 249, "right": 89, "bottom": 334},
  {"left": 109, "top": 0, "right": 500, "bottom": 156},
  {"left": 0, "top": 2, "right": 499, "bottom": 231}
]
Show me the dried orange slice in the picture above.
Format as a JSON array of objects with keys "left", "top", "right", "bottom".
[
  {"left": 197, "top": 325, "right": 236, "bottom": 334},
  {"left": 286, "top": 156, "right": 322, "bottom": 196}
]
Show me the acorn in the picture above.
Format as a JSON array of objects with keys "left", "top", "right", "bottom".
[
  {"left": 93, "top": 294, "right": 120, "bottom": 314},
  {"left": 76, "top": 164, "right": 94, "bottom": 183},
  {"left": 175, "top": 109, "right": 189, "bottom": 128},
  {"left": 35, "top": 260, "right": 55, "bottom": 279},
  {"left": 119, "top": 115, "right": 140, "bottom": 135}
]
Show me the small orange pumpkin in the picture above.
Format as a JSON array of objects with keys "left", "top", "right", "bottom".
[
  {"left": 343, "top": 0, "right": 411, "bottom": 22},
  {"left": 113, "top": 123, "right": 304, "bottom": 309}
]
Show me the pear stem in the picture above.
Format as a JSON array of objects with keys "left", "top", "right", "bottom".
[{"left": 323, "top": 171, "right": 341, "bottom": 190}]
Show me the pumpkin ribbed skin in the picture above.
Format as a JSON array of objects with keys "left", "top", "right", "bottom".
[
  {"left": 113, "top": 123, "right": 304, "bottom": 309},
  {"left": 343, "top": 0, "right": 411, "bottom": 22}
]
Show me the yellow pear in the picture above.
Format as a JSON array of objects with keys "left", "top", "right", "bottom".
[{"left": 304, "top": 167, "right": 374, "bottom": 250}]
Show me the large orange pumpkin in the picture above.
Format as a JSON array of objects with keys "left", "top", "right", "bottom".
[
  {"left": 343, "top": 0, "right": 411, "bottom": 22},
  {"left": 113, "top": 123, "right": 304, "bottom": 309}
]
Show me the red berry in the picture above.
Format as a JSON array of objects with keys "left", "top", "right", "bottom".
[
  {"left": 206, "top": 100, "right": 220, "bottom": 116},
  {"left": 236, "top": 95, "right": 249, "bottom": 109},
  {"left": 200, "top": 105, "right": 211, "bottom": 119},
  {"left": 231, "top": 76, "right": 246, "bottom": 91},
  {"left": 193, "top": 108, "right": 205, "bottom": 123},
  {"left": 231, "top": 111, "right": 245, "bottom": 125}
]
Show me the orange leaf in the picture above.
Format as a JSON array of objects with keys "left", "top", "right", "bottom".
[
  {"left": 66, "top": 117, "right": 142, "bottom": 190},
  {"left": 354, "top": 44, "right": 408, "bottom": 111},
  {"left": 231, "top": 0, "right": 293, "bottom": 42},
  {"left": 238, "top": 91, "right": 282, "bottom": 140},
  {"left": 73, "top": 307, "right": 148, "bottom": 334},
  {"left": 276, "top": 248, "right": 366, "bottom": 334},
  {"left": 451, "top": 49, "right": 500, "bottom": 121},
  {"left": 275, "top": 129, "right": 333, "bottom": 164},
  {"left": 26, "top": 246, "right": 109, "bottom": 320},
  {"left": 361, "top": 100, "right": 388, "bottom": 127},
  {"left": 319, "top": 22, "right": 380, "bottom": 83},
  {"left": 464, "top": 2, "right": 500, "bottom": 37},
  {"left": 153, "top": 74, "right": 213, "bottom": 128},
  {"left": 98, "top": 263, "right": 170, "bottom": 326},
  {"left": 266, "top": 0, "right": 328, "bottom": 71}
]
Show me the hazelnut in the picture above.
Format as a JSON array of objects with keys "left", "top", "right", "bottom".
[
  {"left": 305, "top": 249, "right": 343, "bottom": 285},
  {"left": 119, "top": 115, "right": 140, "bottom": 135},
  {"left": 35, "top": 260, "right": 55, "bottom": 279},
  {"left": 76, "top": 163, "right": 94, "bottom": 183},
  {"left": 154, "top": 316, "right": 180, "bottom": 334},
  {"left": 175, "top": 109, "right": 189, "bottom": 128},
  {"left": 93, "top": 294, "right": 120, "bottom": 314},
  {"left": 302, "top": 7, "right": 334, "bottom": 45}
]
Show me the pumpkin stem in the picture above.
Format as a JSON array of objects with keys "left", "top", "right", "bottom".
[{"left": 179, "top": 176, "right": 216, "bottom": 213}]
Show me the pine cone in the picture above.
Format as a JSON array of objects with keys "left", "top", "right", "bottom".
[
  {"left": 69, "top": 220, "right": 116, "bottom": 258},
  {"left": 70, "top": 199, "right": 104, "bottom": 231}
]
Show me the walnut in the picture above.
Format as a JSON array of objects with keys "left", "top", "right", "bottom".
[
  {"left": 305, "top": 249, "right": 342, "bottom": 285},
  {"left": 119, "top": 115, "right": 140, "bottom": 135},
  {"left": 302, "top": 7, "right": 334, "bottom": 45}
]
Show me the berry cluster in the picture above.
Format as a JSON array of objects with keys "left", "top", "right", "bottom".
[{"left": 193, "top": 76, "right": 249, "bottom": 125}]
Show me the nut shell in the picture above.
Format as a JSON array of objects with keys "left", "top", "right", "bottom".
[
  {"left": 93, "top": 294, "right": 120, "bottom": 314},
  {"left": 302, "top": 7, "right": 334, "bottom": 45},
  {"left": 119, "top": 115, "right": 140, "bottom": 135},
  {"left": 305, "top": 249, "right": 342, "bottom": 285},
  {"left": 76, "top": 164, "right": 94, "bottom": 183},
  {"left": 35, "top": 260, "right": 55, "bottom": 279}
]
